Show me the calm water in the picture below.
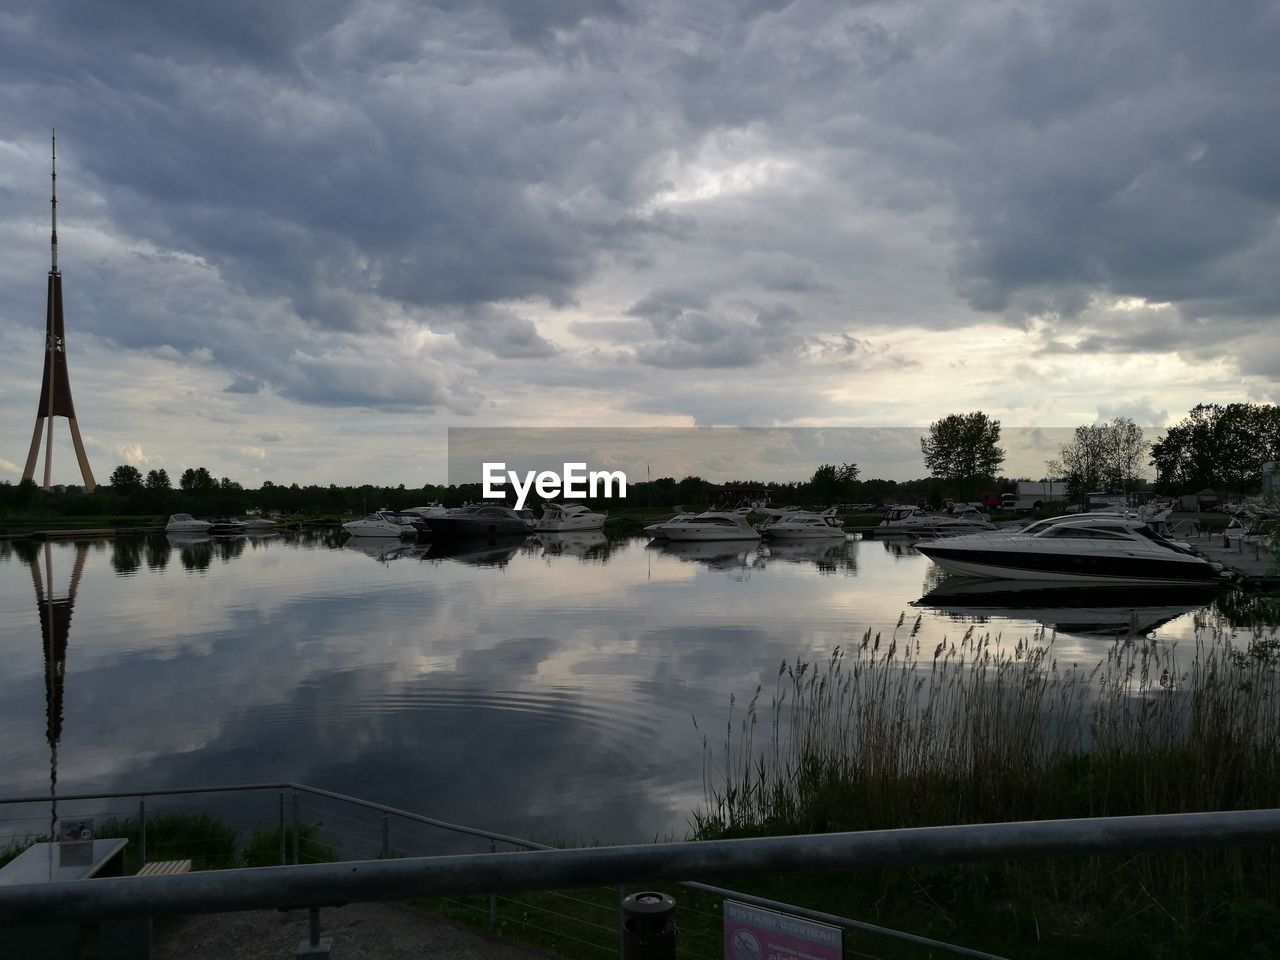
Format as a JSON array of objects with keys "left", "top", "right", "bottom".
[{"left": 0, "top": 531, "right": 1235, "bottom": 844}]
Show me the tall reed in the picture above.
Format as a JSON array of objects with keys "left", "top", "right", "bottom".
[
  {"left": 691, "top": 621, "right": 1280, "bottom": 951},
  {"left": 695, "top": 621, "right": 1280, "bottom": 837}
]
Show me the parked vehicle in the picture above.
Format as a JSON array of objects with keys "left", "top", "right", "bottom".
[{"left": 1002, "top": 481, "right": 1069, "bottom": 512}]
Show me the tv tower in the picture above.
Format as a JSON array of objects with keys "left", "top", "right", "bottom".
[{"left": 22, "top": 131, "right": 96, "bottom": 492}]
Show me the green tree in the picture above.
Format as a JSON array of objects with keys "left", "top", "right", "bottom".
[
  {"left": 1150, "top": 403, "right": 1280, "bottom": 493},
  {"left": 920, "top": 412, "right": 1004, "bottom": 497},
  {"left": 1046, "top": 418, "right": 1146, "bottom": 501},
  {"left": 145, "top": 468, "right": 171, "bottom": 491},
  {"left": 808, "top": 463, "right": 860, "bottom": 504},
  {"left": 109, "top": 464, "right": 145, "bottom": 491},
  {"left": 179, "top": 467, "right": 216, "bottom": 492}
]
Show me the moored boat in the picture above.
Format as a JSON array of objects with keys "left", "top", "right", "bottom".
[
  {"left": 661, "top": 510, "right": 760, "bottom": 542},
  {"left": 535, "top": 503, "right": 607, "bottom": 532},
  {"left": 165, "top": 513, "right": 212, "bottom": 534},
  {"left": 342, "top": 510, "right": 420, "bottom": 538},
  {"left": 915, "top": 516, "right": 1230, "bottom": 585},
  {"left": 422, "top": 503, "right": 534, "bottom": 539},
  {"left": 761, "top": 508, "right": 845, "bottom": 540}
]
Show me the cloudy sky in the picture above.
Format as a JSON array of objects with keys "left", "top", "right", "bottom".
[{"left": 1, "top": 0, "right": 1277, "bottom": 487}]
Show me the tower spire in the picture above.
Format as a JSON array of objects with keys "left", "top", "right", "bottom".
[
  {"left": 51, "top": 129, "right": 59, "bottom": 275},
  {"left": 21, "top": 132, "right": 96, "bottom": 492}
]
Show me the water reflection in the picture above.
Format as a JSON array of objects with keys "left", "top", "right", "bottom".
[
  {"left": 343, "top": 537, "right": 425, "bottom": 564},
  {"left": 27, "top": 542, "right": 86, "bottom": 836},
  {"left": 652, "top": 539, "right": 765, "bottom": 574},
  {"left": 913, "top": 581, "right": 1223, "bottom": 637},
  {"left": 421, "top": 537, "right": 528, "bottom": 567},
  {"left": 760, "top": 538, "right": 858, "bottom": 574},
  {"left": 0, "top": 533, "right": 1267, "bottom": 846},
  {"left": 534, "top": 531, "right": 611, "bottom": 561}
]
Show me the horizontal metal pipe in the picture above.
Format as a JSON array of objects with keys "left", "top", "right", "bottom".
[
  {"left": 0, "top": 783, "right": 288, "bottom": 807},
  {"left": 3, "top": 809, "right": 1278, "bottom": 925},
  {"left": 290, "top": 784, "right": 543, "bottom": 850}
]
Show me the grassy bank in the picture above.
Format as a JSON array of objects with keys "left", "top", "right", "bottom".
[
  {"left": 684, "top": 622, "right": 1280, "bottom": 957},
  {"left": 0, "top": 814, "right": 336, "bottom": 873}
]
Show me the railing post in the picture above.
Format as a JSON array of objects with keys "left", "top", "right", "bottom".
[
  {"left": 278, "top": 789, "right": 287, "bottom": 866},
  {"left": 381, "top": 813, "right": 390, "bottom": 859},
  {"left": 296, "top": 905, "right": 332, "bottom": 957},
  {"left": 488, "top": 839, "right": 497, "bottom": 927},
  {"left": 138, "top": 797, "right": 146, "bottom": 867},
  {"left": 621, "top": 891, "right": 676, "bottom": 960},
  {"left": 618, "top": 885, "right": 626, "bottom": 959},
  {"left": 291, "top": 790, "right": 300, "bottom": 865}
]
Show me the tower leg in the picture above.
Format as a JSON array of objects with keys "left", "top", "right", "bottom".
[
  {"left": 22, "top": 416, "right": 46, "bottom": 484},
  {"left": 43, "top": 416, "right": 55, "bottom": 490},
  {"left": 67, "top": 417, "right": 96, "bottom": 492}
]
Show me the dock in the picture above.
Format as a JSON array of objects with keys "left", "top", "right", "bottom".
[{"left": 1194, "top": 536, "right": 1279, "bottom": 586}]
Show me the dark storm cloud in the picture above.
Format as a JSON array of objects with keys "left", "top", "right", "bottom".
[
  {"left": 878, "top": 1, "right": 1280, "bottom": 330},
  {"left": 43, "top": 0, "right": 357, "bottom": 68},
  {"left": 623, "top": 289, "right": 804, "bottom": 369},
  {"left": 2, "top": 0, "right": 1277, "bottom": 423},
  {"left": 449, "top": 306, "right": 559, "bottom": 359}
]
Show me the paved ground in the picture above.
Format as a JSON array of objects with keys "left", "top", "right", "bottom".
[{"left": 150, "top": 902, "right": 558, "bottom": 960}]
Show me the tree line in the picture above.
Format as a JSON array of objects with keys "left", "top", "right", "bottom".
[
  {"left": 2, "top": 402, "right": 1276, "bottom": 519},
  {"left": 921, "top": 403, "right": 1280, "bottom": 499}
]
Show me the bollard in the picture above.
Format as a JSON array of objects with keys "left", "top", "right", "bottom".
[{"left": 621, "top": 891, "right": 676, "bottom": 960}]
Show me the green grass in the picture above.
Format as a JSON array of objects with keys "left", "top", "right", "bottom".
[
  {"left": 241, "top": 820, "right": 340, "bottom": 867},
  {"left": 0, "top": 833, "right": 51, "bottom": 869},
  {"left": 97, "top": 812, "right": 239, "bottom": 872}
]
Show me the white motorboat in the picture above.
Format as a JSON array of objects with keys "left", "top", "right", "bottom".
[
  {"left": 879, "top": 506, "right": 994, "bottom": 536},
  {"left": 535, "top": 503, "right": 607, "bottom": 531},
  {"left": 165, "top": 513, "right": 212, "bottom": 534},
  {"left": 644, "top": 513, "right": 699, "bottom": 538},
  {"left": 342, "top": 510, "right": 420, "bottom": 538},
  {"left": 661, "top": 510, "right": 761, "bottom": 542},
  {"left": 915, "top": 516, "right": 1230, "bottom": 585},
  {"left": 761, "top": 508, "right": 845, "bottom": 540}
]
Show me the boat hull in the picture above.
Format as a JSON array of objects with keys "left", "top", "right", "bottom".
[
  {"left": 662, "top": 529, "right": 760, "bottom": 542},
  {"left": 916, "top": 544, "right": 1224, "bottom": 585},
  {"left": 765, "top": 528, "right": 846, "bottom": 540}
]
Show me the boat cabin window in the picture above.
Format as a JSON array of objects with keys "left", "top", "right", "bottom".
[{"left": 1043, "top": 526, "right": 1128, "bottom": 539}]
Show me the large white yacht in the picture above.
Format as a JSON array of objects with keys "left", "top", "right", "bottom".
[
  {"left": 760, "top": 508, "right": 846, "bottom": 540},
  {"left": 661, "top": 510, "right": 760, "bottom": 542},
  {"left": 644, "top": 513, "right": 699, "bottom": 539},
  {"left": 165, "top": 513, "right": 211, "bottom": 534},
  {"left": 535, "top": 503, "right": 607, "bottom": 531},
  {"left": 915, "top": 516, "right": 1229, "bottom": 585},
  {"left": 342, "top": 510, "right": 420, "bottom": 538}
]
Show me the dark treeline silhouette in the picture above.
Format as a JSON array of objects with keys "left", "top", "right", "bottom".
[{"left": 0, "top": 467, "right": 1016, "bottom": 519}]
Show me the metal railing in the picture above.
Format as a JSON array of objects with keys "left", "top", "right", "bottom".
[{"left": 4, "top": 786, "right": 1280, "bottom": 959}]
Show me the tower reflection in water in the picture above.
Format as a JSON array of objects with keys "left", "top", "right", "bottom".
[{"left": 27, "top": 541, "right": 87, "bottom": 838}]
